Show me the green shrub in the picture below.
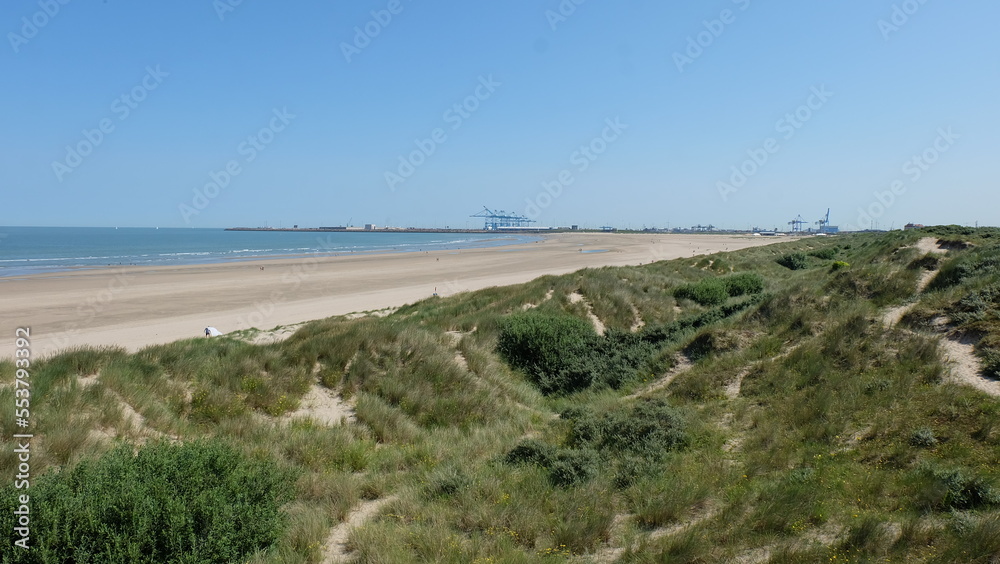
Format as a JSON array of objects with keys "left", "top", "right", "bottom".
[
  {"left": 914, "top": 464, "right": 1000, "bottom": 511},
  {"left": 723, "top": 272, "right": 765, "bottom": 297},
  {"left": 777, "top": 252, "right": 810, "bottom": 270},
  {"left": 674, "top": 278, "right": 728, "bottom": 306},
  {"left": 504, "top": 439, "right": 556, "bottom": 467},
  {"left": 831, "top": 261, "right": 851, "bottom": 271},
  {"left": 0, "top": 441, "right": 295, "bottom": 564},
  {"left": 809, "top": 248, "right": 838, "bottom": 260},
  {"left": 929, "top": 246, "right": 1000, "bottom": 289},
  {"left": 497, "top": 315, "right": 660, "bottom": 394},
  {"left": 948, "top": 284, "right": 1000, "bottom": 325},
  {"left": 496, "top": 313, "right": 597, "bottom": 394},
  {"left": 909, "top": 428, "right": 938, "bottom": 448},
  {"left": 983, "top": 349, "right": 1000, "bottom": 379},
  {"left": 502, "top": 442, "right": 598, "bottom": 488},
  {"left": 674, "top": 273, "right": 763, "bottom": 305},
  {"left": 497, "top": 294, "right": 765, "bottom": 395},
  {"left": 548, "top": 449, "right": 600, "bottom": 487},
  {"left": 565, "top": 398, "right": 688, "bottom": 459}
]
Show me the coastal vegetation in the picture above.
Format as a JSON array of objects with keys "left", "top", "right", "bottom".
[{"left": 2, "top": 227, "right": 1000, "bottom": 563}]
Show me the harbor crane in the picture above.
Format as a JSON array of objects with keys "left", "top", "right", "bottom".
[
  {"left": 788, "top": 215, "right": 807, "bottom": 232},
  {"left": 816, "top": 209, "right": 831, "bottom": 231},
  {"left": 470, "top": 207, "right": 535, "bottom": 230}
]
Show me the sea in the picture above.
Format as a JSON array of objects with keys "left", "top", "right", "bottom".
[{"left": 0, "top": 227, "right": 539, "bottom": 278}]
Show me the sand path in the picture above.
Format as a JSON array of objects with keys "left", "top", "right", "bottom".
[
  {"left": 882, "top": 237, "right": 945, "bottom": 327},
  {"left": 940, "top": 334, "right": 1000, "bottom": 397},
  {"left": 625, "top": 354, "right": 693, "bottom": 400},
  {"left": 321, "top": 496, "right": 397, "bottom": 563},
  {"left": 284, "top": 382, "right": 355, "bottom": 426},
  {"left": 569, "top": 291, "right": 606, "bottom": 335}
]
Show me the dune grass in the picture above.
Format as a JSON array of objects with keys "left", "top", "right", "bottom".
[{"left": 3, "top": 227, "right": 1000, "bottom": 563}]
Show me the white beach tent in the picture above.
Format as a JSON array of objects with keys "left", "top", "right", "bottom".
[{"left": 204, "top": 327, "right": 223, "bottom": 337}]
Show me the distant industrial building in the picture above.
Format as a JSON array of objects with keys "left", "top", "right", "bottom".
[{"left": 904, "top": 223, "right": 925, "bottom": 230}]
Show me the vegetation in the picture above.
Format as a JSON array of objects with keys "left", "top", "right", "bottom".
[
  {"left": 673, "top": 272, "right": 765, "bottom": 306},
  {"left": 777, "top": 252, "right": 810, "bottom": 270},
  {"left": 2, "top": 227, "right": 1000, "bottom": 562},
  {"left": 0, "top": 441, "right": 294, "bottom": 563}
]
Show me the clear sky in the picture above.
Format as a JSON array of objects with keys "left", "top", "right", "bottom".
[{"left": 2, "top": 1, "right": 997, "bottom": 230}]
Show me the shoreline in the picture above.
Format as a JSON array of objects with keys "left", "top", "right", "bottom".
[
  {"left": 0, "top": 232, "right": 538, "bottom": 279},
  {"left": 0, "top": 233, "right": 781, "bottom": 358}
]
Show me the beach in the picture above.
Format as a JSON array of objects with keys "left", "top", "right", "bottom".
[{"left": 0, "top": 233, "right": 778, "bottom": 357}]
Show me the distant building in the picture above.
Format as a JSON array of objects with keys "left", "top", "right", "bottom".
[
  {"left": 364, "top": 224, "right": 377, "bottom": 231},
  {"left": 904, "top": 223, "right": 925, "bottom": 230}
]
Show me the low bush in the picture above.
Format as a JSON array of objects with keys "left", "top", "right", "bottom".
[
  {"left": 930, "top": 246, "right": 1000, "bottom": 290},
  {"left": 777, "top": 252, "right": 810, "bottom": 270},
  {"left": 831, "top": 261, "right": 851, "bottom": 271},
  {"left": 914, "top": 464, "right": 1000, "bottom": 511},
  {"left": 0, "top": 441, "right": 295, "bottom": 564},
  {"left": 674, "top": 278, "right": 728, "bottom": 306},
  {"left": 674, "top": 273, "right": 765, "bottom": 307},
  {"left": 809, "top": 248, "right": 838, "bottom": 260},
  {"left": 497, "top": 295, "right": 766, "bottom": 395},
  {"left": 984, "top": 349, "right": 1000, "bottom": 379},
  {"left": 909, "top": 428, "right": 938, "bottom": 448},
  {"left": 565, "top": 399, "right": 688, "bottom": 459},
  {"left": 548, "top": 449, "right": 600, "bottom": 487},
  {"left": 723, "top": 272, "right": 766, "bottom": 297},
  {"left": 503, "top": 441, "right": 598, "bottom": 488},
  {"left": 496, "top": 313, "right": 597, "bottom": 394},
  {"left": 948, "top": 284, "right": 1000, "bottom": 325},
  {"left": 504, "top": 439, "right": 556, "bottom": 467}
]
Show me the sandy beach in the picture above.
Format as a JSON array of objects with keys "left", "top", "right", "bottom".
[{"left": 0, "top": 233, "right": 779, "bottom": 357}]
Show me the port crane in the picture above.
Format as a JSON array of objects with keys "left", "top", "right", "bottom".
[
  {"left": 787, "top": 215, "right": 807, "bottom": 232},
  {"left": 815, "top": 209, "right": 831, "bottom": 231},
  {"left": 470, "top": 207, "right": 535, "bottom": 230}
]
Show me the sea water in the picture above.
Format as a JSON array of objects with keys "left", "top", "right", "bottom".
[{"left": 0, "top": 227, "right": 537, "bottom": 277}]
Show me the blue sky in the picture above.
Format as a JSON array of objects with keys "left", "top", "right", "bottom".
[{"left": 2, "top": 0, "right": 997, "bottom": 230}]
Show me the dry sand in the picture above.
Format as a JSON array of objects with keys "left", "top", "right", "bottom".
[{"left": 0, "top": 233, "right": 779, "bottom": 357}]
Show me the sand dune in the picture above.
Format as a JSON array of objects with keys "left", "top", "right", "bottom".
[{"left": 0, "top": 233, "right": 778, "bottom": 357}]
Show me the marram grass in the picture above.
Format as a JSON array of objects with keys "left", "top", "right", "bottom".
[{"left": 2, "top": 227, "right": 1000, "bottom": 562}]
